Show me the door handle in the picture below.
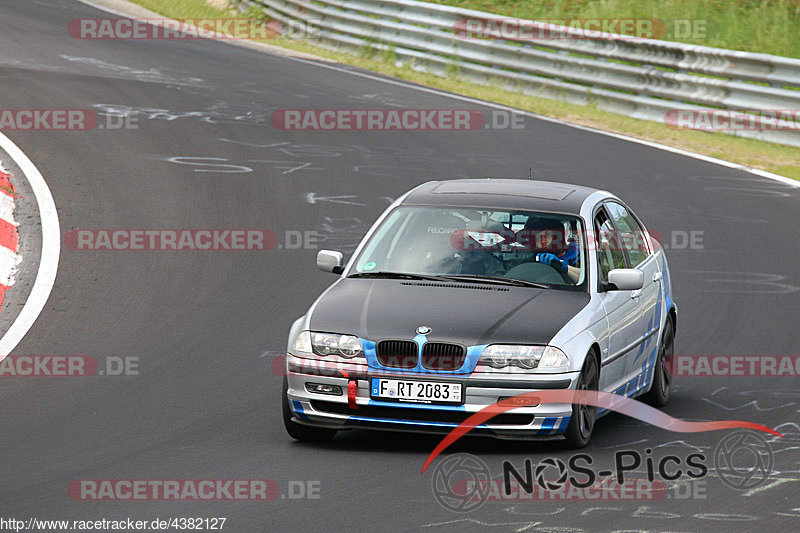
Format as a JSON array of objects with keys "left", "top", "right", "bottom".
[
  {"left": 631, "top": 289, "right": 642, "bottom": 299},
  {"left": 653, "top": 271, "right": 663, "bottom": 282}
]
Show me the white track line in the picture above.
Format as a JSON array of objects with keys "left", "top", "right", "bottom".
[
  {"left": 0, "top": 133, "right": 61, "bottom": 358},
  {"left": 78, "top": 0, "right": 800, "bottom": 189}
]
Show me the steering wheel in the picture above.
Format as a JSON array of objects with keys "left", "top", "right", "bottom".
[
  {"left": 504, "top": 261, "right": 570, "bottom": 285},
  {"left": 547, "top": 258, "right": 573, "bottom": 284}
]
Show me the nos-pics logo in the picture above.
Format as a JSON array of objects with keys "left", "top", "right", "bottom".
[{"left": 431, "top": 430, "right": 774, "bottom": 512}]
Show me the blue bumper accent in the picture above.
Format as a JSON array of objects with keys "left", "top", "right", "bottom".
[
  {"left": 347, "top": 416, "right": 472, "bottom": 428},
  {"left": 291, "top": 400, "right": 309, "bottom": 420},
  {"left": 535, "top": 416, "right": 570, "bottom": 435},
  {"left": 367, "top": 398, "right": 466, "bottom": 411}
]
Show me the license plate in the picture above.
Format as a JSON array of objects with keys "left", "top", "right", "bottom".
[{"left": 370, "top": 378, "right": 463, "bottom": 405}]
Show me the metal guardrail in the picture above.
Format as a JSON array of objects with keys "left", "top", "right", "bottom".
[{"left": 239, "top": 0, "right": 800, "bottom": 147}]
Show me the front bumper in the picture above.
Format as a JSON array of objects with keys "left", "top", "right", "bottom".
[{"left": 285, "top": 354, "right": 578, "bottom": 439}]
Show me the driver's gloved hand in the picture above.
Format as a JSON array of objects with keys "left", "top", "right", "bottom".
[
  {"left": 536, "top": 252, "right": 568, "bottom": 271},
  {"left": 561, "top": 240, "right": 580, "bottom": 266}
]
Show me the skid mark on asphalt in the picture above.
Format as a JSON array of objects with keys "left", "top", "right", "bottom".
[
  {"left": 771, "top": 423, "right": 800, "bottom": 445},
  {"left": 219, "top": 139, "right": 346, "bottom": 158},
  {"left": 219, "top": 137, "right": 440, "bottom": 161},
  {"left": 646, "top": 440, "right": 708, "bottom": 453},
  {"left": 166, "top": 156, "right": 325, "bottom": 175},
  {"left": 60, "top": 55, "right": 206, "bottom": 86},
  {"left": 165, "top": 156, "right": 252, "bottom": 173},
  {"left": 421, "top": 517, "right": 544, "bottom": 531},
  {"left": 258, "top": 350, "right": 285, "bottom": 359},
  {"left": 683, "top": 270, "right": 800, "bottom": 294},
  {"left": 690, "top": 175, "right": 797, "bottom": 198},
  {"left": 248, "top": 160, "right": 320, "bottom": 175},
  {"left": 700, "top": 397, "right": 796, "bottom": 412},
  {"left": 701, "top": 389, "right": 800, "bottom": 412},
  {"left": 349, "top": 92, "right": 416, "bottom": 107},
  {"left": 305, "top": 193, "right": 364, "bottom": 206},
  {"left": 92, "top": 104, "right": 268, "bottom": 125},
  {"left": 315, "top": 216, "right": 373, "bottom": 252}
]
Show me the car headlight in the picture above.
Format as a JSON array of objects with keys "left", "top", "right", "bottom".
[
  {"left": 292, "top": 331, "right": 364, "bottom": 358},
  {"left": 478, "top": 345, "right": 569, "bottom": 370},
  {"left": 539, "top": 346, "right": 570, "bottom": 368}
]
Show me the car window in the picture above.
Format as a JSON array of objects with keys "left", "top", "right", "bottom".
[
  {"left": 351, "top": 206, "right": 587, "bottom": 290},
  {"left": 594, "top": 209, "right": 627, "bottom": 282},
  {"left": 605, "top": 201, "right": 650, "bottom": 266}
]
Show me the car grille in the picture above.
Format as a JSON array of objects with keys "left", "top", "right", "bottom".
[
  {"left": 376, "top": 340, "right": 418, "bottom": 368},
  {"left": 311, "top": 400, "right": 534, "bottom": 426},
  {"left": 421, "top": 343, "right": 466, "bottom": 371}
]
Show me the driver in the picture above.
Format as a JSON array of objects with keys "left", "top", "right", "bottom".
[{"left": 520, "top": 217, "right": 580, "bottom": 283}]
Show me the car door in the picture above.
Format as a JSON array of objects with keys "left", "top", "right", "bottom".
[
  {"left": 604, "top": 201, "right": 661, "bottom": 389},
  {"left": 593, "top": 206, "right": 644, "bottom": 395}
]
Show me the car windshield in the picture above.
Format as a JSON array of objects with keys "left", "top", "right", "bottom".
[{"left": 351, "top": 206, "right": 587, "bottom": 290}]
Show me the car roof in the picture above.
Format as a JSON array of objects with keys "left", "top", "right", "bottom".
[{"left": 401, "top": 178, "right": 602, "bottom": 215}]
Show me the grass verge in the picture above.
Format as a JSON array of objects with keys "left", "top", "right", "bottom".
[{"left": 129, "top": 0, "right": 800, "bottom": 180}]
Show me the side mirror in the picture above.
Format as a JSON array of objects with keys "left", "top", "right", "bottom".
[
  {"left": 317, "top": 250, "right": 344, "bottom": 274},
  {"left": 607, "top": 268, "right": 644, "bottom": 291}
]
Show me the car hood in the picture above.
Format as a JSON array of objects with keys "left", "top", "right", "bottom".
[{"left": 308, "top": 279, "right": 590, "bottom": 346}]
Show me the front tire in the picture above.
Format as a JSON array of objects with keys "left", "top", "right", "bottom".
[
  {"left": 563, "top": 353, "right": 599, "bottom": 449},
  {"left": 282, "top": 377, "right": 337, "bottom": 442},
  {"left": 643, "top": 317, "right": 674, "bottom": 407}
]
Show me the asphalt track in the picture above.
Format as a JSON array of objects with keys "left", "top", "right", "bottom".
[{"left": 0, "top": 0, "right": 799, "bottom": 530}]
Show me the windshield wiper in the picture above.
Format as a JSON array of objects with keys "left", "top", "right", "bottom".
[
  {"left": 438, "top": 274, "right": 549, "bottom": 289},
  {"left": 348, "top": 271, "right": 549, "bottom": 289},
  {"left": 347, "top": 271, "right": 451, "bottom": 282}
]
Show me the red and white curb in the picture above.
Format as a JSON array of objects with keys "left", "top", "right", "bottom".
[
  {"left": 0, "top": 132, "right": 59, "bottom": 359},
  {"left": 0, "top": 166, "right": 20, "bottom": 307}
]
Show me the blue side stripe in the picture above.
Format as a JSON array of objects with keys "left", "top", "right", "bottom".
[{"left": 291, "top": 400, "right": 308, "bottom": 420}]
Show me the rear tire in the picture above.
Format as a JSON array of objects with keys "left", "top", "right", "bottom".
[
  {"left": 643, "top": 318, "right": 674, "bottom": 407},
  {"left": 282, "top": 377, "right": 337, "bottom": 442},
  {"left": 563, "top": 353, "right": 599, "bottom": 449}
]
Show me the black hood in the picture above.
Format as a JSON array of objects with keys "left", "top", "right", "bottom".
[{"left": 309, "top": 279, "right": 590, "bottom": 346}]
